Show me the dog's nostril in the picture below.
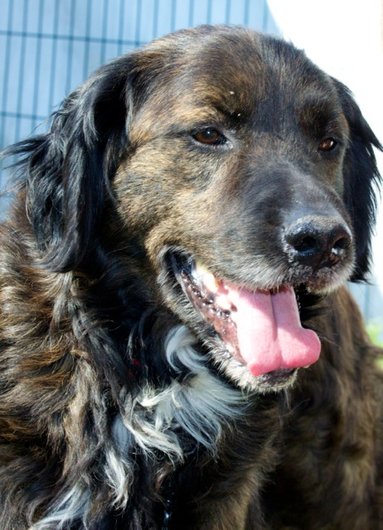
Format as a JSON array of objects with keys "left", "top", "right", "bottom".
[
  {"left": 332, "top": 234, "right": 350, "bottom": 253},
  {"left": 292, "top": 235, "right": 319, "bottom": 255},
  {"left": 284, "top": 221, "right": 351, "bottom": 268}
]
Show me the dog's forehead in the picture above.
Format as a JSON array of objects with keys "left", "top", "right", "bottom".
[
  {"left": 182, "top": 31, "right": 325, "bottom": 92},
  {"left": 179, "top": 30, "right": 266, "bottom": 105},
  {"left": 146, "top": 30, "right": 270, "bottom": 111},
  {"left": 129, "top": 28, "right": 339, "bottom": 139}
]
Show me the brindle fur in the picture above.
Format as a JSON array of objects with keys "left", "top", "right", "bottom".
[{"left": 0, "top": 26, "right": 382, "bottom": 529}]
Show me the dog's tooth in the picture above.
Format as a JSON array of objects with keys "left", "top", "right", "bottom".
[
  {"left": 195, "top": 262, "right": 219, "bottom": 293},
  {"left": 205, "top": 274, "right": 219, "bottom": 292},
  {"left": 194, "top": 262, "right": 209, "bottom": 277}
]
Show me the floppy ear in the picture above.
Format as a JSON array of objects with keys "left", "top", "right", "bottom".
[
  {"left": 9, "top": 56, "right": 139, "bottom": 272},
  {"left": 334, "top": 80, "right": 382, "bottom": 281}
]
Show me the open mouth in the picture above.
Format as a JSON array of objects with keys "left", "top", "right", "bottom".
[{"left": 168, "top": 251, "right": 321, "bottom": 381}]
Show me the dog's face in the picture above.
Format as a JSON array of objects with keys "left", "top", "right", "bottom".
[{"left": 23, "top": 26, "right": 381, "bottom": 392}]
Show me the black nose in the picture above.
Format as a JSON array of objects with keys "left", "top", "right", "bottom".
[{"left": 284, "top": 217, "right": 352, "bottom": 269}]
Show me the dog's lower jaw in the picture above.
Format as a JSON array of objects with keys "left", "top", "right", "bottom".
[{"left": 212, "top": 345, "right": 300, "bottom": 393}]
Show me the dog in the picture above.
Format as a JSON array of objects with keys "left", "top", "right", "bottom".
[{"left": 0, "top": 25, "right": 382, "bottom": 529}]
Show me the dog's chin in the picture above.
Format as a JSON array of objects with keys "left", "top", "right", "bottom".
[{"left": 159, "top": 249, "right": 330, "bottom": 393}]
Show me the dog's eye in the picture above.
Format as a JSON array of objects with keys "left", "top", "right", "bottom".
[
  {"left": 318, "top": 137, "right": 338, "bottom": 152},
  {"left": 192, "top": 128, "right": 227, "bottom": 146}
]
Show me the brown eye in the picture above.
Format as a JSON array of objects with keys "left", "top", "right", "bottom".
[
  {"left": 318, "top": 137, "right": 337, "bottom": 152},
  {"left": 192, "top": 128, "right": 226, "bottom": 146}
]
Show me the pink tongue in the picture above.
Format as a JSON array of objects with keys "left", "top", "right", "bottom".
[{"left": 226, "top": 286, "right": 321, "bottom": 376}]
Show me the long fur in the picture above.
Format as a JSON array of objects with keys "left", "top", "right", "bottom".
[{"left": 0, "top": 26, "right": 382, "bottom": 530}]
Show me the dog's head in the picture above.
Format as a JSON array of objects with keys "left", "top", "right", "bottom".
[{"left": 14, "top": 26, "right": 381, "bottom": 391}]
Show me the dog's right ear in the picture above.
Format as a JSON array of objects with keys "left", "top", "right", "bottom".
[
  {"left": 333, "top": 79, "right": 382, "bottom": 281},
  {"left": 6, "top": 50, "right": 165, "bottom": 273}
]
